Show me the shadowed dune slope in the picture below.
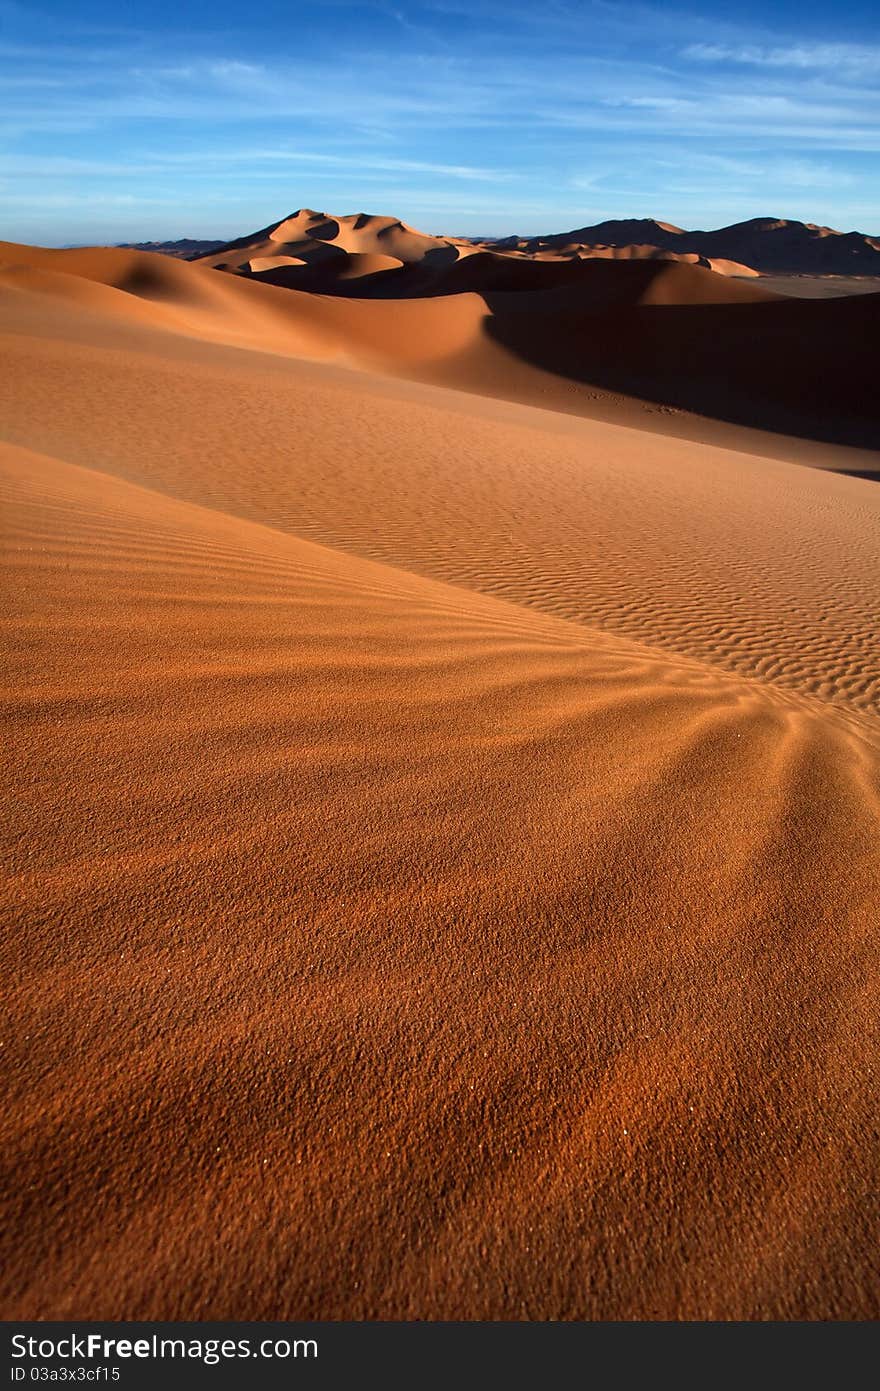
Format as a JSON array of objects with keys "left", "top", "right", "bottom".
[
  {"left": 480, "top": 285, "right": 879, "bottom": 450},
  {"left": 413, "top": 254, "right": 774, "bottom": 301},
  {"left": 2, "top": 441, "right": 879, "bottom": 1321}
]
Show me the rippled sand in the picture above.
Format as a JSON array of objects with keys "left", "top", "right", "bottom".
[{"left": 2, "top": 244, "right": 878, "bottom": 1319}]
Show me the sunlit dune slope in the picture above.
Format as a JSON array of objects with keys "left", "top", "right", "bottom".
[
  {"left": 2, "top": 440, "right": 878, "bottom": 1320},
  {"left": 1, "top": 271, "right": 878, "bottom": 718},
  {"left": 198, "top": 207, "right": 470, "bottom": 270},
  {"left": 1, "top": 232, "right": 879, "bottom": 1322}
]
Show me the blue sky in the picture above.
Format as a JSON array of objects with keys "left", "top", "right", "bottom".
[{"left": 2, "top": 0, "right": 878, "bottom": 244}]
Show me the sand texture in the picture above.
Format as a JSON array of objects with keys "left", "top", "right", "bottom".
[{"left": 1, "top": 239, "right": 879, "bottom": 1321}]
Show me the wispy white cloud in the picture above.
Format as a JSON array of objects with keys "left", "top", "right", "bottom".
[
  {"left": 0, "top": 147, "right": 513, "bottom": 183},
  {"left": 684, "top": 41, "right": 880, "bottom": 76},
  {"left": 649, "top": 151, "right": 857, "bottom": 191},
  {"left": 601, "top": 96, "right": 688, "bottom": 111}
]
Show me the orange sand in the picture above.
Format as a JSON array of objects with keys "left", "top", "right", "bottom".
[{"left": 1, "top": 239, "right": 878, "bottom": 1321}]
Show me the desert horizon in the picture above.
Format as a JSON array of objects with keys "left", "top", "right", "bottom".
[
  {"left": 56, "top": 208, "right": 880, "bottom": 277},
  {"left": 2, "top": 0, "right": 879, "bottom": 1344}
]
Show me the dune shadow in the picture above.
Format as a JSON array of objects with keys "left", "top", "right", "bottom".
[
  {"left": 116, "top": 263, "right": 177, "bottom": 299},
  {"left": 481, "top": 290, "right": 880, "bottom": 453},
  {"left": 829, "top": 467, "right": 880, "bottom": 483},
  {"left": 284, "top": 240, "right": 346, "bottom": 266},
  {"left": 420, "top": 244, "right": 463, "bottom": 269},
  {"left": 247, "top": 260, "right": 434, "bottom": 297},
  {"left": 308, "top": 219, "right": 341, "bottom": 242}
]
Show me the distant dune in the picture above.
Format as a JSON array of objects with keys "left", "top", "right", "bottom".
[
  {"left": 117, "top": 237, "right": 227, "bottom": 259},
  {"left": 200, "top": 208, "right": 470, "bottom": 271},
  {"left": 504, "top": 215, "right": 880, "bottom": 276},
  {"left": 198, "top": 207, "right": 766, "bottom": 283},
  {"left": 2, "top": 224, "right": 878, "bottom": 1321},
  {"left": 187, "top": 208, "right": 880, "bottom": 278},
  {"left": 120, "top": 211, "right": 880, "bottom": 279}
]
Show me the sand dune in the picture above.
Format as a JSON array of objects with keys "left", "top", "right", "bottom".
[
  {"left": 196, "top": 208, "right": 880, "bottom": 283},
  {"left": 119, "top": 237, "right": 226, "bottom": 259},
  {"left": 3, "top": 238, "right": 877, "bottom": 460},
  {"left": 113, "top": 210, "right": 880, "bottom": 280},
  {"left": 2, "top": 277, "right": 878, "bottom": 715},
  {"left": 2, "top": 235, "right": 879, "bottom": 1321},
  {"left": 507, "top": 215, "right": 880, "bottom": 275},
  {"left": 201, "top": 207, "right": 470, "bottom": 272},
  {"left": 201, "top": 209, "right": 763, "bottom": 286},
  {"left": 706, "top": 256, "right": 761, "bottom": 277}
]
